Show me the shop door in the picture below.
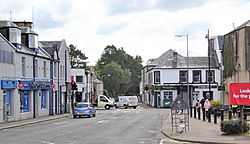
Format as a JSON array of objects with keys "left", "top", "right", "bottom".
[{"left": 3, "top": 91, "right": 6, "bottom": 121}]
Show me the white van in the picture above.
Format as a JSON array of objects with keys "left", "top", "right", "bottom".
[
  {"left": 92, "top": 95, "right": 114, "bottom": 110},
  {"left": 114, "top": 96, "right": 138, "bottom": 109}
]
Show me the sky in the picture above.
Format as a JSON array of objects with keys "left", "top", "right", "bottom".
[{"left": 1, "top": 0, "right": 250, "bottom": 65}]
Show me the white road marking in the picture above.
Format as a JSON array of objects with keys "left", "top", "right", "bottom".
[
  {"left": 124, "top": 111, "right": 127, "bottom": 113},
  {"left": 159, "top": 139, "right": 165, "bottom": 144},
  {"left": 113, "top": 111, "right": 117, "bottom": 113},
  {"left": 97, "top": 120, "right": 109, "bottom": 124},
  {"left": 42, "top": 141, "right": 55, "bottom": 144},
  {"left": 54, "top": 121, "right": 68, "bottom": 126}
]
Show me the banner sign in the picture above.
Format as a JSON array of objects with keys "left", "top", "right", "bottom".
[{"left": 229, "top": 83, "right": 250, "bottom": 105}]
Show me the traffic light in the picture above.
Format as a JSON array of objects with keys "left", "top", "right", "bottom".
[{"left": 71, "top": 81, "right": 77, "bottom": 90}]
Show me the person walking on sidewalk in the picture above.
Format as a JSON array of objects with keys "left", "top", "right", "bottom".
[{"left": 204, "top": 99, "right": 211, "bottom": 118}]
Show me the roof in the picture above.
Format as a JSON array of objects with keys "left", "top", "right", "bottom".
[
  {"left": 0, "top": 20, "right": 19, "bottom": 28},
  {"left": 148, "top": 49, "right": 219, "bottom": 69},
  {"left": 39, "top": 41, "right": 62, "bottom": 55},
  {"left": 235, "top": 19, "right": 250, "bottom": 30}
]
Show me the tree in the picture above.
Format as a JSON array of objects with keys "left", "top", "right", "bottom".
[
  {"left": 95, "top": 45, "right": 142, "bottom": 96},
  {"left": 68, "top": 44, "right": 88, "bottom": 68}
]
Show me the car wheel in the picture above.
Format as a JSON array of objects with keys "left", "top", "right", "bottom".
[
  {"left": 105, "top": 105, "right": 110, "bottom": 110},
  {"left": 73, "top": 115, "right": 76, "bottom": 118},
  {"left": 93, "top": 113, "right": 96, "bottom": 117},
  {"left": 133, "top": 106, "right": 137, "bottom": 109},
  {"left": 124, "top": 104, "right": 128, "bottom": 109},
  {"left": 115, "top": 105, "right": 118, "bottom": 108},
  {"left": 88, "top": 114, "right": 92, "bottom": 118}
]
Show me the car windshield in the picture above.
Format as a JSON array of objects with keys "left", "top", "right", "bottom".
[{"left": 76, "top": 103, "right": 89, "bottom": 108}]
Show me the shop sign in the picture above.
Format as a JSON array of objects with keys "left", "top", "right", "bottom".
[
  {"left": 152, "top": 85, "right": 177, "bottom": 90},
  {"left": 18, "top": 81, "right": 51, "bottom": 90},
  {"left": 229, "top": 83, "right": 250, "bottom": 105},
  {"left": 1, "top": 80, "right": 17, "bottom": 89}
]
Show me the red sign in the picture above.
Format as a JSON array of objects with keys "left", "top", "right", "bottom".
[
  {"left": 18, "top": 83, "right": 24, "bottom": 89},
  {"left": 229, "top": 83, "right": 250, "bottom": 105},
  {"left": 50, "top": 84, "right": 56, "bottom": 88}
]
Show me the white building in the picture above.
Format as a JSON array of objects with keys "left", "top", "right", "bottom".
[
  {"left": 141, "top": 49, "right": 222, "bottom": 108},
  {"left": 0, "top": 21, "right": 52, "bottom": 122}
]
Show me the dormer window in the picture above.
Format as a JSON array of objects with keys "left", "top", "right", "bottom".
[
  {"left": 9, "top": 28, "right": 21, "bottom": 44},
  {"left": 28, "top": 34, "right": 38, "bottom": 48}
]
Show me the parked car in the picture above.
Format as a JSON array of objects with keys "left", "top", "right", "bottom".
[
  {"left": 73, "top": 102, "right": 96, "bottom": 118},
  {"left": 114, "top": 96, "right": 138, "bottom": 109}
]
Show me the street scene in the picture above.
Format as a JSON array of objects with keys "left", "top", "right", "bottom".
[
  {"left": 0, "top": 106, "right": 167, "bottom": 144},
  {"left": 1, "top": 1, "right": 250, "bottom": 144}
]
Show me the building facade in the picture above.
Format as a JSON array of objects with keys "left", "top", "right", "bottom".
[
  {"left": 0, "top": 20, "right": 52, "bottom": 123},
  {"left": 222, "top": 20, "right": 250, "bottom": 104},
  {"left": 141, "top": 49, "right": 222, "bottom": 108}
]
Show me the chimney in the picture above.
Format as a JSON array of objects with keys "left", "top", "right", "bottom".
[{"left": 172, "top": 51, "right": 177, "bottom": 68}]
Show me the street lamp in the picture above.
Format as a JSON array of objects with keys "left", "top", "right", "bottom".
[
  {"left": 205, "top": 30, "right": 211, "bottom": 99},
  {"left": 175, "top": 34, "right": 190, "bottom": 108}
]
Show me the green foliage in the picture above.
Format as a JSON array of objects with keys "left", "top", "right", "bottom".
[
  {"left": 210, "top": 100, "right": 222, "bottom": 108},
  {"left": 68, "top": 44, "right": 88, "bottom": 68},
  {"left": 221, "top": 120, "right": 250, "bottom": 134},
  {"left": 95, "top": 45, "right": 142, "bottom": 96},
  {"left": 222, "top": 34, "right": 234, "bottom": 78}
]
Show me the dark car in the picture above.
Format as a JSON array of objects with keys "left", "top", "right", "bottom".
[{"left": 73, "top": 102, "right": 96, "bottom": 118}]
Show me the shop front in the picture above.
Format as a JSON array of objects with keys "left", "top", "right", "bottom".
[
  {"left": 0, "top": 80, "right": 18, "bottom": 122},
  {"left": 18, "top": 80, "right": 51, "bottom": 120}
]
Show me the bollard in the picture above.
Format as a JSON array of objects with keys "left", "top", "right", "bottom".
[
  {"left": 202, "top": 108, "right": 206, "bottom": 121},
  {"left": 214, "top": 108, "right": 217, "bottom": 124},
  {"left": 238, "top": 110, "right": 241, "bottom": 119},
  {"left": 208, "top": 109, "right": 211, "bottom": 122},
  {"left": 228, "top": 110, "right": 232, "bottom": 120},
  {"left": 221, "top": 109, "right": 224, "bottom": 121},
  {"left": 194, "top": 107, "right": 197, "bottom": 119},
  {"left": 190, "top": 107, "right": 193, "bottom": 118},
  {"left": 198, "top": 107, "right": 201, "bottom": 120},
  {"left": 243, "top": 113, "right": 247, "bottom": 120}
]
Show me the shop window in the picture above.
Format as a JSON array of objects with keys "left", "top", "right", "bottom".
[
  {"left": 163, "top": 91, "right": 173, "bottom": 101},
  {"left": 41, "top": 91, "right": 46, "bottom": 109},
  {"left": 20, "top": 91, "right": 29, "bottom": 113}
]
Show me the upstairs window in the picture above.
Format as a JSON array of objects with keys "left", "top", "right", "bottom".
[
  {"left": 179, "top": 70, "right": 187, "bottom": 83},
  {"left": 34, "top": 59, "right": 38, "bottom": 77},
  {"left": 154, "top": 71, "right": 160, "bottom": 84},
  {"left": 76, "top": 76, "right": 83, "bottom": 83},
  {"left": 193, "top": 70, "right": 201, "bottom": 83},
  {"left": 206, "top": 70, "right": 215, "bottom": 82},
  {"left": 43, "top": 61, "right": 47, "bottom": 78},
  {"left": 22, "top": 57, "right": 26, "bottom": 77}
]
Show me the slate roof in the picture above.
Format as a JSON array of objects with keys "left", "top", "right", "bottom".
[
  {"left": 149, "top": 49, "right": 219, "bottom": 69},
  {"left": 39, "top": 41, "right": 61, "bottom": 56},
  {"left": 235, "top": 19, "right": 250, "bottom": 30}
]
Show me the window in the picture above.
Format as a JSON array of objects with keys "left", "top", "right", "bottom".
[
  {"left": 41, "top": 91, "right": 46, "bottom": 109},
  {"left": 0, "top": 50, "right": 13, "bottom": 64},
  {"left": 35, "top": 59, "right": 38, "bottom": 77},
  {"left": 9, "top": 28, "right": 21, "bottom": 44},
  {"left": 100, "top": 96, "right": 108, "bottom": 102},
  {"left": 76, "top": 76, "right": 83, "bottom": 82},
  {"left": 22, "top": 57, "right": 26, "bottom": 77},
  {"left": 154, "top": 71, "right": 160, "bottom": 84},
  {"left": 163, "top": 91, "right": 173, "bottom": 101},
  {"left": 54, "top": 62, "right": 57, "bottom": 77},
  {"left": 29, "top": 34, "right": 38, "bottom": 48},
  {"left": 43, "top": 61, "right": 47, "bottom": 77},
  {"left": 179, "top": 71, "right": 187, "bottom": 83},
  {"left": 206, "top": 70, "right": 215, "bottom": 82},
  {"left": 193, "top": 70, "right": 201, "bottom": 83},
  {"left": 20, "top": 91, "right": 29, "bottom": 113}
]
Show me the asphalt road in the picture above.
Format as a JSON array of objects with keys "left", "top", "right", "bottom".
[{"left": 0, "top": 106, "right": 172, "bottom": 144}]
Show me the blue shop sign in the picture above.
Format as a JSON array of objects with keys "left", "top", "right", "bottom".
[
  {"left": 18, "top": 81, "right": 51, "bottom": 90},
  {"left": 1, "top": 80, "right": 18, "bottom": 89}
]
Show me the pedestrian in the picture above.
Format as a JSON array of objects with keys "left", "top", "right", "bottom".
[
  {"left": 200, "top": 98, "right": 205, "bottom": 109},
  {"left": 204, "top": 99, "right": 211, "bottom": 118}
]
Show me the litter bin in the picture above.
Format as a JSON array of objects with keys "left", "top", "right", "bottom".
[{"left": 163, "top": 99, "right": 172, "bottom": 108}]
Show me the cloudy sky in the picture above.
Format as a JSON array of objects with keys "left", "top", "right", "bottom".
[{"left": 1, "top": 0, "right": 250, "bottom": 65}]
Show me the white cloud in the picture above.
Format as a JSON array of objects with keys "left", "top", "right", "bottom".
[{"left": 1, "top": 0, "right": 250, "bottom": 65}]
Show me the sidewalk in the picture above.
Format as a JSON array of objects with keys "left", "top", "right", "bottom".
[
  {"left": 0, "top": 113, "right": 70, "bottom": 130},
  {"left": 161, "top": 114, "right": 250, "bottom": 144}
]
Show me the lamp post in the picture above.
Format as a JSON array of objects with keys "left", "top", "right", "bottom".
[
  {"left": 175, "top": 34, "right": 190, "bottom": 108},
  {"left": 205, "top": 30, "right": 211, "bottom": 99}
]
